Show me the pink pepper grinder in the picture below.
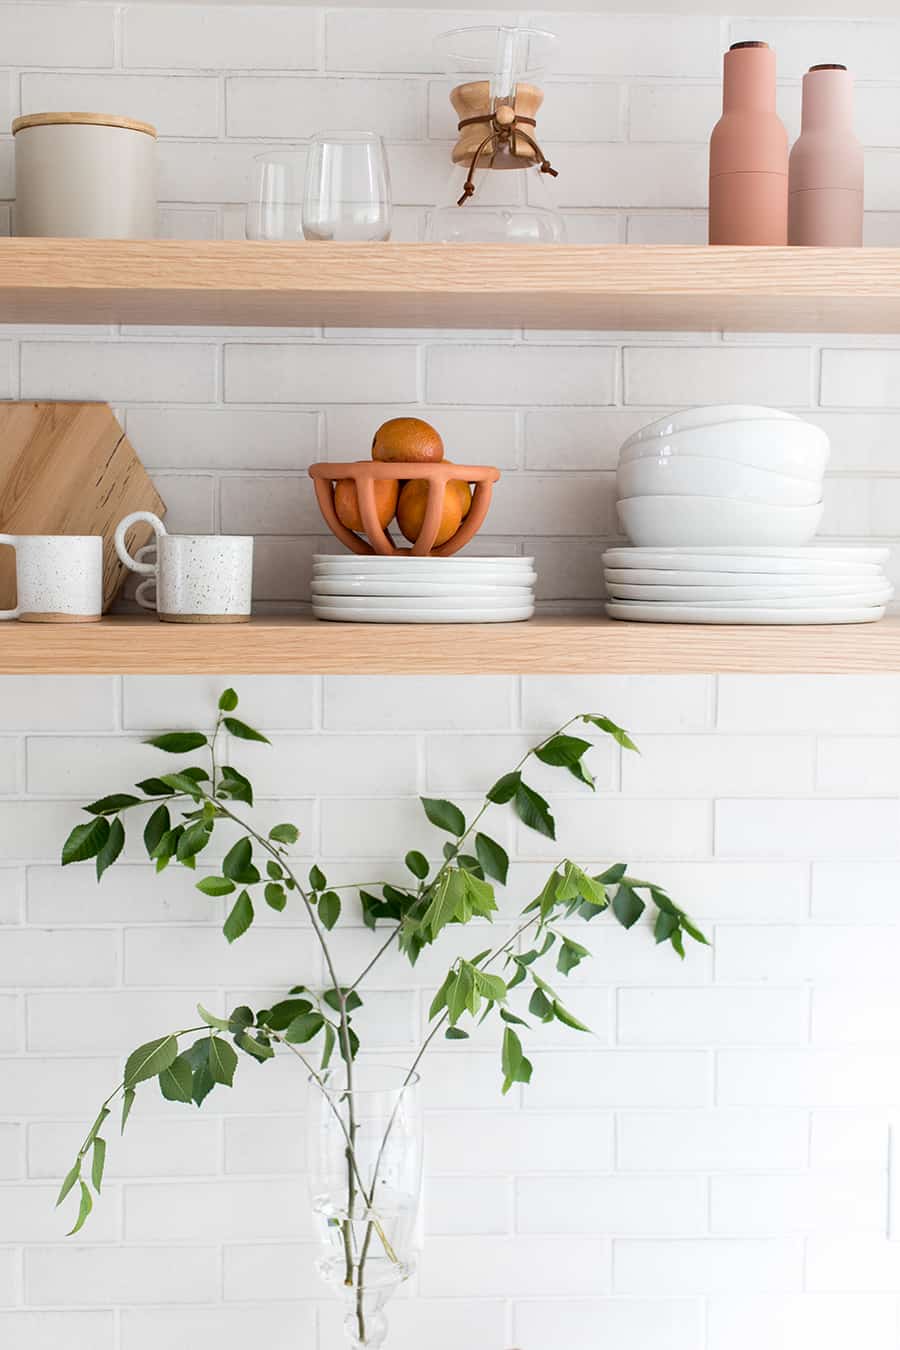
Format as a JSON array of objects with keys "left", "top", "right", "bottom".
[
  {"left": 709, "top": 40, "right": 789, "bottom": 245},
  {"left": 789, "top": 63, "right": 863, "bottom": 246}
]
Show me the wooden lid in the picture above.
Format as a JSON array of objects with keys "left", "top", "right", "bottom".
[{"left": 12, "top": 112, "right": 157, "bottom": 138}]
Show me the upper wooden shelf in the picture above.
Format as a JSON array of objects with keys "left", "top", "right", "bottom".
[
  {"left": 2, "top": 241, "right": 900, "bottom": 331},
  {"left": 1, "top": 614, "right": 898, "bottom": 674}
]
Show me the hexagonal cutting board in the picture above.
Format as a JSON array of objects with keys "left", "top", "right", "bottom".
[{"left": 0, "top": 402, "right": 166, "bottom": 612}]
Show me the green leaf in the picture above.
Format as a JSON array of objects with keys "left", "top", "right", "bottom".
[
  {"left": 501, "top": 1026, "right": 533, "bottom": 1095},
  {"left": 177, "top": 821, "right": 211, "bottom": 863},
  {"left": 228, "top": 1006, "right": 254, "bottom": 1034},
  {"left": 159, "top": 771, "right": 204, "bottom": 800},
  {"left": 224, "top": 716, "right": 270, "bottom": 744},
  {"left": 596, "top": 862, "right": 627, "bottom": 886},
  {"left": 267, "top": 861, "right": 284, "bottom": 882},
  {"left": 67, "top": 1179, "right": 93, "bottom": 1236},
  {"left": 120, "top": 1088, "right": 135, "bottom": 1133},
  {"left": 474, "top": 970, "right": 506, "bottom": 1003},
  {"left": 85, "top": 793, "right": 141, "bottom": 816},
  {"left": 143, "top": 804, "right": 171, "bottom": 858},
  {"left": 196, "top": 875, "right": 235, "bottom": 897},
  {"left": 515, "top": 782, "right": 555, "bottom": 840},
  {"left": 222, "top": 837, "right": 259, "bottom": 885},
  {"left": 218, "top": 688, "right": 239, "bottom": 712},
  {"left": 144, "top": 732, "right": 208, "bottom": 754},
  {"left": 553, "top": 999, "right": 591, "bottom": 1033},
  {"left": 681, "top": 916, "right": 710, "bottom": 947},
  {"left": 57, "top": 1160, "right": 81, "bottom": 1207},
  {"left": 535, "top": 734, "right": 592, "bottom": 768},
  {"left": 654, "top": 910, "right": 679, "bottom": 944},
  {"left": 124, "top": 1035, "right": 178, "bottom": 1088},
  {"left": 208, "top": 1036, "right": 238, "bottom": 1086},
  {"left": 96, "top": 816, "right": 124, "bottom": 881},
  {"left": 671, "top": 927, "right": 686, "bottom": 959},
  {"left": 85, "top": 1105, "right": 110, "bottom": 1149},
  {"left": 528, "top": 987, "right": 554, "bottom": 1022},
  {"left": 136, "top": 776, "right": 173, "bottom": 797},
  {"left": 445, "top": 1027, "right": 469, "bottom": 1040},
  {"left": 269, "top": 823, "right": 299, "bottom": 845},
  {"left": 612, "top": 884, "right": 645, "bottom": 929},
  {"left": 284, "top": 1011, "right": 325, "bottom": 1044},
  {"left": 422, "top": 868, "right": 466, "bottom": 941},
  {"left": 308, "top": 864, "right": 327, "bottom": 890},
  {"left": 159, "top": 1051, "right": 194, "bottom": 1103},
  {"left": 223, "top": 890, "right": 254, "bottom": 943},
  {"left": 265, "top": 883, "right": 287, "bottom": 912},
  {"left": 318, "top": 891, "right": 341, "bottom": 930},
  {"left": 500, "top": 1008, "right": 529, "bottom": 1027},
  {"left": 197, "top": 1003, "right": 230, "bottom": 1031},
  {"left": 90, "top": 1136, "right": 107, "bottom": 1193},
  {"left": 581, "top": 714, "right": 639, "bottom": 753},
  {"left": 421, "top": 797, "right": 466, "bottom": 836},
  {"left": 321, "top": 1022, "right": 336, "bottom": 1071},
  {"left": 405, "top": 850, "right": 429, "bottom": 880},
  {"left": 220, "top": 764, "right": 253, "bottom": 806},
  {"left": 235, "top": 1030, "right": 274, "bottom": 1061},
  {"left": 446, "top": 963, "right": 476, "bottom": 1025},
  {"left": 62, "top": 816, "right": 110, "bottom": 866},
  {"left": 265, "top": 998, "right": 313, "bottom": 1031},
  {"left": 462, "top": 868, "right": 498, "bottom": 919},
  {"left": 429, "top": 971, "right": 454, "bottom": 1021},
  {"left": 487, "top": 770, "right": 521, "bottom": 805},
  {"left": 475, "top": 832, "right": 509, "bottom": 885},
  {"left": 557, "top": 936, "right": 590, "bottom": 976}
]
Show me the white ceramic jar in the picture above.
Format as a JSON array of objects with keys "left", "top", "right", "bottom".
[{"left": 12, "top": 112, "right": 157, "bottom": 238}]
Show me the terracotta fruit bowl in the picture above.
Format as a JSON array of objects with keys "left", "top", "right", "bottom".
[{"left": 308, "top": 460, "right": 501, "bottom": 557}]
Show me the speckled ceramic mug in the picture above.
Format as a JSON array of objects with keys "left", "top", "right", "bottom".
[
  {"left": 114, "top": 512, "right": 253, "bottom": 624},
  {"left": 0, "top": 534, "right": 103, "bottom": 623}
]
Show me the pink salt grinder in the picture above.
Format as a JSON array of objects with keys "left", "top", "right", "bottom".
[
  {"left": 709, "top": 40, "right": 789, "bottom": 245},
  {"left": 789, "top": 63, "right": 863, "bottom": 246}
]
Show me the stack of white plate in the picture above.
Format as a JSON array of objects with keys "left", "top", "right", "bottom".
[
  {"left": 603, "top": 547, "right": 893, "bottom": 624},
  {"left": 312, "top": 555, "right": 536, "bottom": 623}
]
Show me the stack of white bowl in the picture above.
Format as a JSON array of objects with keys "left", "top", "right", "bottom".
[
  {"left": 607, "top": 405, "right": 893, "bottom": 624},
  {"left": 312, "top": 554, "right": 536, "bottom": 623}
]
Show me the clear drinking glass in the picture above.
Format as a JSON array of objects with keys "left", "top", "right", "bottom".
[
  {"left": 308, "top": 1065, "right": 423, "bottom": 1349},
  {"left": 246, "top": 151, "right": 305, "bottom": 241},
  {"left": 302, "top": 131, "right": 392, "bottom": 241}
]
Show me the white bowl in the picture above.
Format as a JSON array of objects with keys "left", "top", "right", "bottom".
[
  {"left": 618, "top": 420, "right": 829, "bottom": 480},
  {"left": 617, "top": 495, "right": 824, "bottom": 547},
  {"left": 619, "top": 405, "right": 799, "bottom": 455},
  {"left": 617, "top": 454, "right": 822, "bottom": 506}
]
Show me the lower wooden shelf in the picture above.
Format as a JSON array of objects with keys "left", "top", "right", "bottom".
[{"left": 0, "top": 614, "right": 898, "bottom": 674}]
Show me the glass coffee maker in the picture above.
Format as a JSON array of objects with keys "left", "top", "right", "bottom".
[{"left": 427, "top": 25, "right": 565, "bottom": 244}]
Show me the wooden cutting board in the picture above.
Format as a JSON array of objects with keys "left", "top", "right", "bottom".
[{"left": 0, "top": 402, "right": 165, "bottom": 611}]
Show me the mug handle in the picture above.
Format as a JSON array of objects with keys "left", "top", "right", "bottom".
[
  {"left": 115, "top": 511, "right": 167, "bottom": 576},
  {"left": 133, "top": 545, "right": 158, "bottom": 612},
  {"left": 0, "top": 535, "right": 20, "bottom": 621}
]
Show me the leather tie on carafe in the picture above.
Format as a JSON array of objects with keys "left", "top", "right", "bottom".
[{"left": 454, "top": 110, "right": 558, "bottom": 206}]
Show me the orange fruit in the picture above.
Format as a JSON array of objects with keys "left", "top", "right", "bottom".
[
  {"left": 334, "top": 478, "right": 398, "bottom": 533},
  {"left": 447, "top": 480, "right": 473, "bottom": 519},
  {"left": 397, "top": 480, "right": 463, "bottom": 548},
  {"left": 372, "top": 418, "right": 444, "bottom": 464}
]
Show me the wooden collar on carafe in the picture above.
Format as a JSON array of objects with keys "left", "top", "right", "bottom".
[{"left": 452, "top": 82, "right": 558, "bottom": 206}]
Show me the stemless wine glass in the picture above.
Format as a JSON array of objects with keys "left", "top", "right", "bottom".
[
  {"left": 246, "top": 151, "right": 305, "bottom": 241},
  {"left": 302, "top": 131, "right": 392, "bottom": 242}
]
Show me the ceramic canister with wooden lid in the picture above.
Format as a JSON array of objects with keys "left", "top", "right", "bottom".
[
  {"left": 12, "top": 112, "right": 158, "bottom": 238},
  {"left": 709, "top": 41, "right": 789, "bottom": 245},
  {"left": 789, "top": 64, "right": 864, "bottom": 246}
]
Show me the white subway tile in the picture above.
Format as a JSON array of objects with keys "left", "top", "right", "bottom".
[
  {"left": 531, "top": 537, "right": 611, "bottom": 602},
  {"left": 426, "top": 1110, "right": 613, "bottom": 1174},
  {"left": 0, "top": 1056, "right": 119, "bottom": 1119},
  {"left": 518, "top": 797, "right": 712, "bottom": 861},
  {"left": 27, "top": 863, "right": 216, "bottom": 925},
  {"left": 626, "top": 860, "right": 809, "bottom": 921},
  {"left": 626, "top": 211, "right": 708, "bottom": 244},
  {"left": 420, "top": 1234, "right": 611, "bottom": 1296},
  {"left": 524, "top": 408, "right": 655, "bottom": 471},
  {"left": 25, "top": 1244, "right": 220, "bottom": 1305},
  {"left": 226, "top": 343, "right": 418, "bottom": 403},
  {"left": 818, "top": 736, "right": 900, "bottom": 793},
  {"left": 0, "top": 678, "right": 116, "bottom": 732},
  {"left": 488, "top": 471, "right": 616, "bottom": 535},
  {"left": 525, "top": 1050, "right": 708, "bottom": 1109},
  {"left": 0, "top": 1311, "right": 115, "bottom": 1350},
  {"left": 21, "top": 74, "right": 219, "bottom": 138},
  {"left": 622, "top": 734, "right": 814, "bottom": 797},
  {"left": 120, "top": 1305, "right": 315, "bottom": 1350},
  {"left": 812, "top": 860, "right": 900, "bottom": 920},
  {"left": 561, "top": 212, "right": 623, "bottom": 244},
  {"left": 325, "top": 675, "right": 515, "bottom": 730},
  {"left": 618, "top": 988, "right": 808, "bottom": 1046},
  {"left": 806, "top": 411, "right": 900, "bottom": 470},
  {"left": 425, "top": 731, "right": 617, "bottom": 796},
  {"left": 822, "top": 348, "right": 900, "bottom": 407},
  {"left": 224, "top": 1116, "right": 305, "bottom": 1175},
  {"left": 616, "top": 1109, "right": 809, "bottom": 1171},
  {"left": 716, "top": 799, "right": 900, "bottom": 860},
  {"left": 127, "top": 407, "right": 320, "bottom": 472},
  {"left": 325, "top": 9, "right": 511, "bottom": 73},
  {"left": 0, "top": 740, "right": 16, "bottom": 795},
  {"left": 0, "top": 1182, "right": 118, "bottom": 1243},
  {"left": 4, "top": 3, "right": 114, "bottom": 66},
  {"left": 228, "top": 76, "right": 422, "bottom": 139},
  {"left": 27, "top": 990, "right": 216, "bottom": 1053},
  {"left": 0, "top": 1123, "right": 20, "bottom": 1178},
  {"left": 715, "top": 925, "right": 900, "bottom": 985},
  {"left": 220, "top": 474, "right": 321, "bottom": 534},
  {"left": 427, "top": 343, "right": 616, "bottom": 407},
  {"left": 27, "top": 735, "right": 163, "bottom": 796},
  {"left": 0, "top": 869, "right": 23, "bottom": 925},
  {"left": 29, "top": 1117, "right": 219, "bottom": 1180},
  {"left": 629, "top": 83, "right": 720, "bottom": 143},
  {"left": 811, "top": 1112, "right": 889, "bottom": 1168},
  {"left": 124, "top": 5, "right": 319, "bottom": 71},
  {"left": 729, "top": 18, "right": 900, "bottom": 81},
  {"left": 427, "top": 1175, "right": 510, "bottom": 1235},
  {"left": 223, "top": 1241, "right": 321, "bottom": 1299},
  {"left": 813, "top": 988, "right": 900, "bottom": 1044},
  {"left": 719, "top": 675, "right": 900, "bottom": 733},
  {"left": 711, "top": 1169, "right": 885, "bottom": 1235},
  {"left": 0, "top": 929, "right": 116, "bottom": 987},
  {"left": 615, "top": 1237, "right": 803, "bottom": 1294},
  {"left": 625, "top": 346, "right": 811, "bottom": 407},
  {"left": 146, "top": 473, "right": 215, "bottom": 533},
  {"left": 0, "top": 997, "right": 17, "bottom": 1053},
  {"left": 124, "top": 923, "right": 318, "bottom": 989},
  {"left": 808, "top": 1234, "right": 900, "bottom": 1290},
  {"left": 21, "top": 342, "right": 216, "bottom": 404},
  {"left": 550, "top": 142, "right": 708, "bottom": 209},
  {"left": 522, "top": 674, "right": 714, "bottom": 734},
  {"left": 513, "top": 1298, "right": 703, "bottom": 1350},
  {"left": 247, "top": 733, "right": 417, "bottom": 797},
  {"left": 517, "top": 1174, "right": 706, "bottom": 1235},
  {"left": 718, "top": 1048, "right": 900, "bottom": 1107},
  {"left": 0, "top": 1250, "right": 15, "bottom": 1305},
  {"left": 365, "top": 1299, "right": 507, "bottom": 1350},
  {"left": 529, "top": 13, "right": 721, "bottom": 78},
  {"left": 0, "top": 342, "right": 13, "bottom": 399},
  {"left": 123, "top": 674, "right": 316, "bottom": 731},
  {"left": 707, "top": 1293, "right": 899, "bottom": 1350},
  {"left": 125, "top": 1177, "right": 308, "bottom": 1240}
]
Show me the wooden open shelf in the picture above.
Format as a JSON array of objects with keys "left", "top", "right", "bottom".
[
  {"left": 2, "top": 241, "right": 900, "bottom": 331},
  {"left": 1, "top": 614, "right": 898, "bottom": 674}
]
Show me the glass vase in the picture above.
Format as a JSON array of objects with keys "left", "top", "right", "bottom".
[{"left": 308, "top": 1065, "right": 423, "bottom": 1349}]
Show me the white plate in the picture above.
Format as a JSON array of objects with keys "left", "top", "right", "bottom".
[
  {"left": 312, "top": 592, "right": 532, "bottom": 611},
  {"left": 606, "top": 601, "right": 887, "bottom": 625},
  {"left": 313, "top": 604, "right": 535, "bottom": 624},
  {"left": 606, "top": 581, "right": 894, "bottom": 603},
  {"left": 604, "top": 566, "right": 884, "bottom": 585},
  {"left": 607, "top": 589, "right": 893, "bottom": 609},
  {"left": 314, "top": 567, "right": 537, "bottom": 581},
  {"left": 603, "top": 547, "right": 889, "bottom": 573},
  {"left": 314, "top": 554, "right": 534, "bottom": 567},
  {"left": 312, "top": 579, "right": 536, "bottom": 599}
]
